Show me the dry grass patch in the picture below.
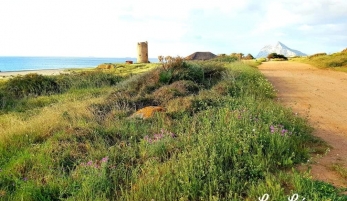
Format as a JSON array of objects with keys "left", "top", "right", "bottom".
[{"left": 0, "top": 97, "right": 102, "bottom": 144}]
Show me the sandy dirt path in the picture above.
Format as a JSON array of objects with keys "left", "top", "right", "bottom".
[{"left": 258, "top": 61, "right": 347, "bottom": 188}]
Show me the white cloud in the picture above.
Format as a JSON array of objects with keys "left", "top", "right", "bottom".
[
  {"left": 0, "top": 0, "right": 346, "bottom": 57},
  {"left": 298, "top": 24, "right": 313, "bottom": 31}
]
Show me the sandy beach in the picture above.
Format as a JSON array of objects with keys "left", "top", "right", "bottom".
[{"left": 0, "top": 69, "right": 71, "bottom": 79}]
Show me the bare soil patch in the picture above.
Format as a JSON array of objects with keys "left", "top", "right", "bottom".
[{"left": 259, "top": 61, "right": 347, "bottom": 189}]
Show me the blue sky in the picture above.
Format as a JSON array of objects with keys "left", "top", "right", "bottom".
[{"left": 0, "top": 0, "right": 346, "bottom": 57}]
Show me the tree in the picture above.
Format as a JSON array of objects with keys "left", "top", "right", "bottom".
[
  {"left": 244, "top": 53, "right": 254, "bottom": 60},
  {"left": 230, "top": 53, "right": 243, "bottom": 60},
  {"left": 267, "top": 53, "right": 287, "bottom": 60}
]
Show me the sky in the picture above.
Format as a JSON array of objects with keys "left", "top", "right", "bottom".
[{"left": 0, "top": 0, "right": 346, "bottom": 58}]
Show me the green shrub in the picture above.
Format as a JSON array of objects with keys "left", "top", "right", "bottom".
[
  {"left": 267, "top": 53, "right": 288, "bottom": 60},
  {"left": 257, "top": 58, "right": 267, "bottom": 62},
  {"left": 158, "top": 70, "right": 172, "bottom": 84},
  {"left": 211, "top": 55, "right": 238, "bottom": 62},
  {"left": 171, "top": 63, "right": 204, "bottom": 83},
  {"left": 5, "top": 73, "right": 60, "bottom": 98},
  {"left": 55, "top": 71, "right": 123, "bottom": 91},
  {"left": 152, "top": 80, "right": 199, "bottom": 104},
  {"left": 328, "top": 61, "right": 343, "bottom": 67}
]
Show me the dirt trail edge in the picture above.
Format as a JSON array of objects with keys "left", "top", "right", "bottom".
[{"left": 258, "top": 61, "right": 347, "bottom": 188}]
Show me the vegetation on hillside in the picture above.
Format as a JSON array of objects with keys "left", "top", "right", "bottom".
[
  {"left": 0, "top": 58, "right": 346, "bottom": 200},
  {"left": 0, "top": 63, "right": 157, "bottom": 113},
  {"left": 0, "top": 71, "right": 123, "bottom": 113},
  {"left": 291, "top": 50, "right": 347, "bottom": 72}
]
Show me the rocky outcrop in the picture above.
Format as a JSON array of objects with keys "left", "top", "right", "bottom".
[
  {"left": 130, "top": 106, "right": 165, "bottom": 119},
  {"left": 97, "top": 63, "right": 116, "bottom": 70}
]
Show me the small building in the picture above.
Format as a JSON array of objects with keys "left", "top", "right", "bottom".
[{"left": 185, "top": 52, "right": 217, "bottom": 60}]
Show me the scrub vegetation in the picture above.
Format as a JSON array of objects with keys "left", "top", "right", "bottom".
[
  {"left": 0, "top": 59, "right": 346, "bottom": 200},
  {"left": 291, "top": 50, "right": 347, "bottom": 72}
]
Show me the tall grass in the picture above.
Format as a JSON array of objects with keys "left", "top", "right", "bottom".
[
  {"left": 0, "top": 59, "right": 346, "bottom": 200},
  {"left": 0, "top": 71, "right": 123, "bottom": 113}
]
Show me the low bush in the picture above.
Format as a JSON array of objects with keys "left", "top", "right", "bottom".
[
  {"left": 210, "top": 55, "right": 238, "bottom": 62},
  {"left": 257, "top": 58, "right": 267, "bottom": 62},
  {"left": 308, "top": 52, "right": 327, "bottom": 59},
  {"left": 5, "top": 74, "right": 60, "bottom": 98},
  {"left": 152, "top": 80, "right": 199, "bottom": 104}
]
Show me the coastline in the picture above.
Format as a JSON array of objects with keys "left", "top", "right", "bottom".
[
  {"left": 0, "top": 69, "right": 68, "bottom": 79},
  {"left": 0, "top": 68, "right": 93, "bottom": 79}
]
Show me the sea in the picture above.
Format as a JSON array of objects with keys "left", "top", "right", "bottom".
[{"left": 0, "top": 57, "right": 158, "bottom": 72}]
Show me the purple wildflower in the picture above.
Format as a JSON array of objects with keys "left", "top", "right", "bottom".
[
  {"left": 270, "top": 125, "right": 275, "bottom": 133},
  {"left": 144, "top": 128, "right": 176, "bottom": 143},
  {"left": 269, "top": 124, "right": 293, "bottom": 136},
  {"left": 87, "top": 160, "right": 93, "bottom": 166},
  {"left": 144, "top": 135, "right": 152, "bottom": 143},
  {"left": 23, "top": 177, "right": 28, "bottom": 181},
  {"left": 101, "top": 156, "right": 109, "bottom": 163}
]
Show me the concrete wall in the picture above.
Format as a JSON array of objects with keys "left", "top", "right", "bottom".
[{"left": 137, "top": 41, "right": 148, "bottom": 63}]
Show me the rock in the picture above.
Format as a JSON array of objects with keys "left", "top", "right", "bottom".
[
  {"left": 130, "top": 106, "right": 165, "bottom": 119},
  {"left": 125, "top": 61, "right": 133, "bottom": 64},
  {"left": 97, "top": 63, "right": 116, "bottom": 69}
]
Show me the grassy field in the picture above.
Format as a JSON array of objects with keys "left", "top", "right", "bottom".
[
  {"left": 0, "top": 59, "right": 346, "bottom": 200},
  {"left": 290, "top": 51, "right": 347, "bottom": 72}
]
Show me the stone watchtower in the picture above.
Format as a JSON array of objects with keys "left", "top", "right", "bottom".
[{"left": 137, "top": 41, "right": 148, "bottom": 63}]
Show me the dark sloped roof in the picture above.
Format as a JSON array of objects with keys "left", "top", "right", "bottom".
[{"left": 185, "top": 52, "right": 217, "bottom": 60}]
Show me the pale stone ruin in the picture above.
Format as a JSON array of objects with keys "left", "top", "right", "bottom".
[{"left": 137, "top": 41, "right": 148, "bottom": 63}]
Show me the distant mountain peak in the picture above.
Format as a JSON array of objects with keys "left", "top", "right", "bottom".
[{"left": 256, "top": 42, "right": 306, "bottom": 58}]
